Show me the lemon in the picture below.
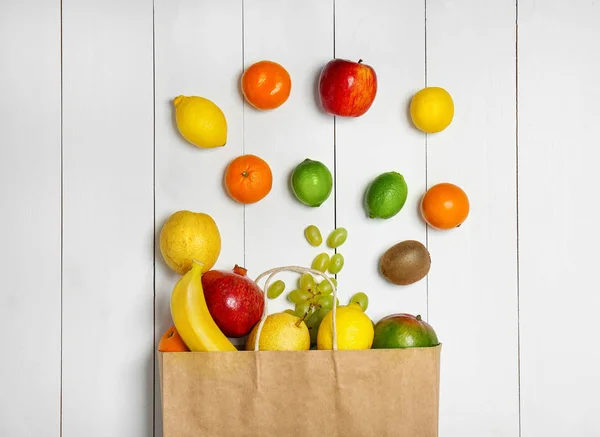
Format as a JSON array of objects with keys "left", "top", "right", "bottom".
[
  {"left": 159, "top": 210, "right": 221, "bottom": 275},
  {"left": 317, "top": 304, "right": 374, "bottom": 350},
  {"left": 173, "top": 95, "right": 227, "bottom": 148},
  {"left": 246, "top": 312, "right": 310, "bottom": 351},
  {"left": 409, "top": 87, "right": 454, "bottom": 133}
]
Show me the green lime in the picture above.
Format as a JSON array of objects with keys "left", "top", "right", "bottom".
[
  {"left": 290, "top": 159, "right": 333, "bottom": 207},
  {"left": 364, "top": 171, "right": 408, "bottom": 219}
]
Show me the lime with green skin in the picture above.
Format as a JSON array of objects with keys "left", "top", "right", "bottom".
[
  {"left": 291, "top": 159, "right": 333, "bottom": 207},
  {"left": 372, "top": 313, "right": 439, "bottom": 349},
  {"left": 364, "top": 171, "right": 408, "bottom": 219}
]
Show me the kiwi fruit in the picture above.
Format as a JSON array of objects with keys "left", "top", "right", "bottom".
[{"left": 380, "top": 240, "right": 431, "bottom": 285}]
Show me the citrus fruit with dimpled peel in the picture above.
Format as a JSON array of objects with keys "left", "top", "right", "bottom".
[
  {"left": 317, "top": 303, "right": 374, "bottom": 350},
  {"left": 246, "top": 312, "right": 310, "bottom": 351},
  {"left": 290, "top": 158, "right": 333, "bottom": 207},
  {"left": 173, "top": 95, "right": 227, "bottom": 148},
  {"left": 364, "top": 171, "right": 408, "bottom": 219},
  {"left": 241, "top": 60, "right": 292, "bottom": 110},
  {"left": 420, "top": 182, "right": 470, "bottom": 230},
  {"left": 409, "top": 87, "right": 454, "bottom": 133},
  {"left": 224, "top": 154, "right": 273, "bottom": 204},
  {"left": 157, "top": 325, "right": 189, "bottom": 352},
  {"left": 372, "top": 313, "right": 439, "bottom": 349},
  {"left": 159, "top": 210, "right": 221, "bottom": 275}
]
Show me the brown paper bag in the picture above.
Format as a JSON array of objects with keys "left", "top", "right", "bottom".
[
  {"left": 159, "top": 266, "right": 441, "bottom": 437},
  {"left": 159, "top": 346, "right": 440, "bottom": 437}
]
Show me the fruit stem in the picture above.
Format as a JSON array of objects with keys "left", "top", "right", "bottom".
[
  {"left": 416, "top": 314, "right": 422, "bottom": 321},
  {"left": 295, "top": 303, "right": 314, "bottom": 327},
  {"left": 233, "top": 264, "right": 248, "bottom": 276},
  {"left": 358, "top": 59, "right": 363, "bottom": 64}
]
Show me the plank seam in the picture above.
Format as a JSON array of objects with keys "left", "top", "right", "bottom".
[
  {"left": 515, "top": 1, "right": 522, "bottom": 436},
  {"left": 59, "top": 0, "right": 64, "bottom": 434},
  {"left": 333, "top": 0, "right": 337, "bottom": 240},
  {"left": 152, "top": 0, "right": 157, "bottom": 435},
  {"left": 424, "top": 0, "right": 429, "bottom": 321},
  {"left": 242, "top": 0, "right": 247, "bottom": 267}
]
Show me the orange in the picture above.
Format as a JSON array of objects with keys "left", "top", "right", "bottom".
[
  {"left": 225, "top": 154, "right": 273, "bottom": 204},
  {"left": 420, "top": 182, "right": 470, "bottom": 230},
  {"left": 241, "top": 60, "right": 291, "bottom": 110},
  {"left": 158, "top": 325, "right": 189, "bottom": 352}
]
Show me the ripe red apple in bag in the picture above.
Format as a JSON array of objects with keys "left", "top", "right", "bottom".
[
  {"left": 318, "top": 58, "right": 377, "bottom": 117},
  {"left": 201, "top": 265, "right": 264, "bottom": 338}
]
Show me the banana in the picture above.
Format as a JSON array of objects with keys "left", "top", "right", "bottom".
[{"left": 170, "top": 261, "right": 237, "bottom": 352}]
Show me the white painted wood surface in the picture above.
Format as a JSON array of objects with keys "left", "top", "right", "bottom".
[
  {"left": 243, "top": 0, "right": 335, "bottom": 311},
  {"left": 1, "top": 0, "right": 599, "bottom": 436},
  {"left": 519, "top": 1, "right": 600, "bottom": 436},
  {"left": 154, "top": 1, "right": 244, "bottom": 435},
  {"left": 427, "top": 0, "right": 520, "bottom": 435},
  {"left": 0, "top": 1, "right": 61, "bottom": 435},
  {"left": 335, "top": 0, "right": 428, "bottom": 322},
  {"left": 61, "top": 0, "right": 154, "bottom": 436}
]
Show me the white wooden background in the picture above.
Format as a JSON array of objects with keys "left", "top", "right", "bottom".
[{"left": 1, "top": 0, "right": 599, "bottom": 436}]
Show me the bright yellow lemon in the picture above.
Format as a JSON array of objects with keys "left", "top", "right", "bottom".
[
  {"left": 317, "top": 304, "right": 374, "bottom": 350},
  {"left": 173, "top": 95, "right": 227, "bottom": 148},
  {"left": 409, "top": 87, "right": 454, "bottom": 133}
]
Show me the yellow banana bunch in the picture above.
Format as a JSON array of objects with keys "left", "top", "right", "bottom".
[{"left": 171, "top": 261, "right": 237, "bottom": 352}]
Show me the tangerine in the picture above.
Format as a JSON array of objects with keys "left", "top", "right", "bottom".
[
  {"left": 158, "top": 325, "right": 189, "bottom": 352},
  {"left": 225, "top": 154, "right": 273, "bottom": 204},
  {"left": 420, "top": 182, "right": 470, "bottom": 230},
  {"left": 241, "top": 60, "right": 291, "bottom": 110}
]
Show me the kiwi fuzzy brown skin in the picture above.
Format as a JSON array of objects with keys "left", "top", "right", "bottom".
[{"left": 380, "top": 240, "right": 431, "bottom": 286}]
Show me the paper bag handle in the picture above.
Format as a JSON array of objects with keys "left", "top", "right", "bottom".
[{"left": 253, "top": 266, "right": 338, "bottom": 351}]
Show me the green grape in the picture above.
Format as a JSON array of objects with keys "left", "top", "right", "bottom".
[
  {"left": 298, "top": 289, "right": 313, "bottom": 302},
  {"left": 330, "top": 277, "right": 338, "bottom": 288},
  {"left": 317, "top": 294, "right": 334, "bottom": 310},
  {"left": 328, "top": 253, "right": 344, "bottom": 274},
  {"left": 267, "top": 280, "right": 286, "bottom": 299},
  {"left": 299, "top": 273, "right": 316, "bottom": 292},
  {"left": 304, "top": 309, "right": 319, "bottom": 329},
  {"left": 284, "top": 309, "right": 296, "bottom": 316},
  {"left": 288, "top": 289, "right": 304, "bottom": 304},
  {"left": 350, "top": 292, "right": 369, "bottom": 312},
  {"left": 311, "top": 252, "right": 330, "bottom": 273},
  {"left": 327, "top": 227, "right": 348, "bottom": 248},
  {"left": 295, "top": 301, "right": 311, "bottom": 318},
  {"left": 317, "top": 279, "right": 332, "bottom": 295},
  {"left": 304, "top": 225, "right": 323, "bottom": 247},
  {"left": 318, "top": 307, "right": 330, "bottom": 321}
]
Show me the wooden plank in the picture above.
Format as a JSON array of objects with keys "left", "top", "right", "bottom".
[
  {"left": 61, "top": 0, "right": 154, "bottom": 435},
  {"left": 0, "top": 1, "right": 61, "bottom": 435},
  {"left": 154, "top": 0, "right": 244, "bottom": 435},
  {"left": 426, "top": 0, "right": 519, "bottom": 435},
  {"left": 242, "top": 0, "right": 335, "bottom": 312},
  {"left": 335, "top": 0, "right": 427, "bottom": 320},
  {"left": 519, "top": 1, "right": 600, "bottom": 435}
]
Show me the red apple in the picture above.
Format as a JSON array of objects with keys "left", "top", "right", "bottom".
[
  {"left": 201, "top": 264, "right": 264, "bottom": 338},
  {"left": 318, "top": 58, "right": 377, "bottom": 117}
]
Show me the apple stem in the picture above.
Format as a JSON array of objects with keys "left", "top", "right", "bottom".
[{"left": 358, "top": 59, "right": 363, "bottom": 64}]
